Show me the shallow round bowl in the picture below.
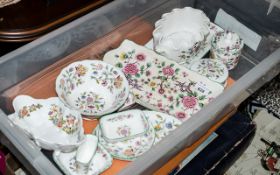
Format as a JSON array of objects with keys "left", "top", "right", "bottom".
[{"left": 56, "top": 60, "right": 129, "bottom": 117}]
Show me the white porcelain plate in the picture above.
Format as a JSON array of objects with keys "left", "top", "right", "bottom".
[
  {"left": 143, "top": 110, "right": 182, "bottom": 144},
  {"left": 53, "top": 144, "right": 112, "bottom": 175}
]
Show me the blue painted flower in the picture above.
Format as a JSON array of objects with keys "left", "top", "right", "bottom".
[{"left": 165, "top": 122, "right": 173, "bottom": 129}]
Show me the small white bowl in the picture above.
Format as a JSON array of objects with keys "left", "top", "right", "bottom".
[
  {"left": 56, "top": 60, "right": 129, "bottom": 117},
  {"left": 11, "top": 95, "right": 85, "bottom": 152}
]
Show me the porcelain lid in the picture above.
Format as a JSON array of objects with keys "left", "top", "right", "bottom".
[
  {"left": 212, "top": 31, "right": 244, "bottom": 51},
  {"left": 190, "top": 59, "right": 228, "bottom": 84}
]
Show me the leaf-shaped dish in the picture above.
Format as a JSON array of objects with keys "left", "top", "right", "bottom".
[{"left": 10, "top": 95, "right": 85, "bottom": 152}]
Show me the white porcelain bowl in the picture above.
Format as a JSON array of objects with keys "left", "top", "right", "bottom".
[
  {"left": 153, "top": 7, "right": 210, "bottom": 64},
  {"left": 56, "top": 60, "right": 129, "bottom": 117},
  {"left": 11, "top": 95, "right": 85, "bottom": 152}
]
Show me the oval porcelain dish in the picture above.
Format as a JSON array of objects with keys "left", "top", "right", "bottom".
[
  {"left": 10, "top": 95, "right": 85, "bottom": 152},
  {"left": 153, "top": 7, "right": 210, "bottom": 64},
  {"left": 190, "top": 59, "right": 228, "bottom": 86},
  {"left": 55, "top": 60, "right": 129, "bottom": 117}
]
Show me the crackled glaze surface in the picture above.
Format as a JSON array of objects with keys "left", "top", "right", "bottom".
[
  {"left": 104, "top": 40, "right": 224, "bottom": 122},
  {"left": 53, "top": 144, "right": 112, "bottom": 175},
  {"left": 94, "top": 122, "right": 155, "bottom": 161},
  {"left": 56, "top": 60, "right": 129, "bottom": 117},
  {"left": 11, "top": 95, "right": 84, "bottom": 151}
]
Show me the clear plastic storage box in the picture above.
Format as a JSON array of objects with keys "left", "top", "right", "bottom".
[{"left": 0, "top": 0, "right": 279, "bottom": 174}]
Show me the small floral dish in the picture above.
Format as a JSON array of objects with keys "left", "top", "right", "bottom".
[
  {"left": 143, "top": 110, "right": 182, "bottom": 144},
  {"left": 99, "top": 109, "right": 149, "bottom": 142},
  {"left": 56, "top": 60, "right": 129, "bottom": 117},
  {"left": 190, "top": 59, "right": 228, "bottom": 86},
  {"left": 153, "top": 7, "right": 210, "bottom": 65},
  {"left": 94, "top": 118, "right": 155, "bottom": 161},
  {"left": 211, "top": 31, "right": 244, "bottom": 70},
  {"left": 53, "top": 143, "right": 112, "bottom": 175},
  {"left": 10, "top": 95, "right": 84, "bottom": 152},
  {"left": 75, "top": 135, "right": 98, "bottom": 174},
  {"left": 103, "top": 40, "right": 224, "bottom": 122}
]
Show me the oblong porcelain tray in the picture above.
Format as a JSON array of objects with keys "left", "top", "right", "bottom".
[
  {"left": 10, "top": 95, "right": 85, "bottom": 152},
  {"left": 99, "top": 109, "right": 149, "bottom": 142},
  {"left": 53, "top": 143, "right": 112, "bottom": 175},
  {"left": 103, "top": 40, "right": 224, "bottom": 122}
]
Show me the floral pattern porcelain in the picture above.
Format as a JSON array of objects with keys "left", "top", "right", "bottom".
[
  {"left": 56, "top": 60, "right": 129, "bottom": 117},
  {"left": 153, "top": 7, "right": 210, "bottom": 65},
  {"left": 10, "top": 95, "right": 84, "bottom": 152},
  {"left": 103, "top": 40, "right": 224, "bottom": 122},
  {"left": 190, "top": 59, "right": 228, "bottom": 86},
  {"left": 143, "top": 110, "right": 182, "bottom": 144},
  {"left": 211, "top": 31, "right": 244, "bottom": 70},
  {"left": 53, "top": 143, "right": 112, "bottom": 175},
  {"left": 94, "top": 120, "right": 155, "bottom": 161},
  {"left": 99, "top": 110, "right": 149, "bottom": 142},
  {"left": 146, "top": 23, "right": 223, "bottom": 68}
]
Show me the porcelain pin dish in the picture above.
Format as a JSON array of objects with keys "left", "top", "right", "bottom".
[
  {"left": 10, "top": 95, "right": 85, "bottom": 152},
  {"left": 56, "top": 60, "right": 129, "bottom": 117},
  {"left": 190, "top": 59, "right": 228, "bottom": 87}
]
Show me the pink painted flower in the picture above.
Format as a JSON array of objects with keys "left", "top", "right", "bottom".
[
  {"left": 168, "top": 96, "right": 173, "bottom": 102},
  {"left": 182, "top": 96, "right": 197, "bottom": 108},
  {"left": 157, "top": 102, "right": 162, "bottom": 108},
  {"left": 87, "top": 97, "right": 94, "bottom": 103},
  {"left": 162, "top": 66, "right": 174, "bottom": 76},
  {"left": 136, "top": 53, "right": 146, "bottom": 61},
  {"left": 123, "top": 63, "right": 139, "bottom": 75},
  {"left": 176, "top": 112, "right": 187, "bottom": 119}
]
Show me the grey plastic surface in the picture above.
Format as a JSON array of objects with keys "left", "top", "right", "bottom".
[{"left": 0, "top": 0, "right": 279, "bottom": 174}]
